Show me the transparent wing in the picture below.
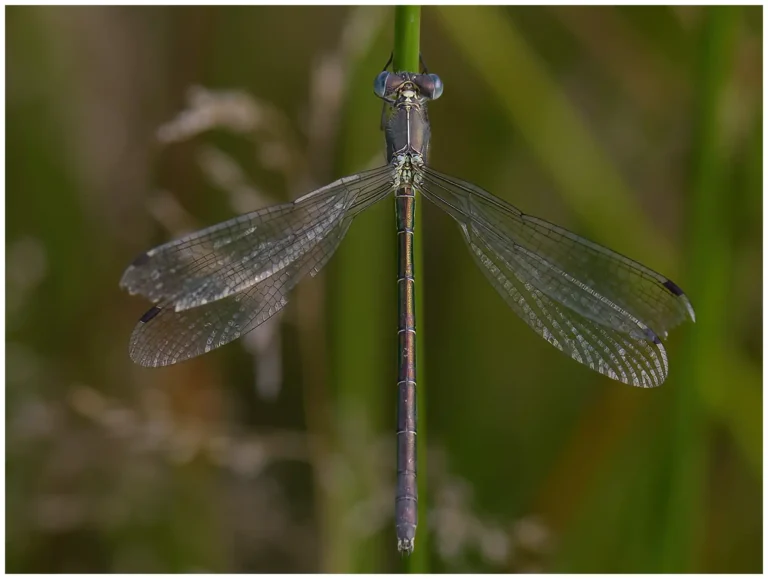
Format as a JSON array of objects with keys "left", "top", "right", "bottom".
[
  {"left": 121, "top": 165, "right": 395, "bottom": 311},
  {"left": 419, "top": 167, "right": 694, "bottom": 387},
  {"left": 460, "top": 222, "right": 667, "bottom": 386},
  {"left": 129, "top": 217, "right": 354, "bottom": 367}
]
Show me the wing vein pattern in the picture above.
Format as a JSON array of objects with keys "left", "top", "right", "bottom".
[
  {"left": 121, "top": 165, "right": 394, "bottom": 310},
  {"left": 418, "top": 166, "right": 689, "bottom": 387},
  {"left": 123, "top": 164, "right": 395, "bottom": 367}
]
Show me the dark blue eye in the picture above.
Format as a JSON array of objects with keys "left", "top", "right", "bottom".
[
  {"left": 428, "top": 74, "right": 443, "bottom": 100},
  {"left": 373, "top": 71, "right": 390, "bottom": 98},
  {"left": 413, "top": 73, "right": 444, "bottom": 100}
]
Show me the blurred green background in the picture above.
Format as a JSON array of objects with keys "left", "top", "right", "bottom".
[{"left": 6, "top": 5, "right": 762, "bottom": 573}]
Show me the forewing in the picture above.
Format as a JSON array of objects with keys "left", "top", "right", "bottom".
[
  {"left": 461, "top": 222, "right": 667, "bottom": 387},
  {"left": 129, "top": 215, "right": 355, "bottom": 367},
  {"left": 419, "top": 167, "right": 692, "bottom": 386},
  {"left": 121, "top": 165, "right": 394, "bottom": 310},
  {"left": 420, "top": 167, "right": 694, "bottom": 338}
]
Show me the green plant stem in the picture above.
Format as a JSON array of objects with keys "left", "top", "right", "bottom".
[
  {"left": 394, "top": 7, "right": 421, "bottom": 73},
  {"left": 325, "top": 11, "right": 394, "bottom": 571},
  {"left": 393, "top": 6, "right": 428, "bottom": 573},
  {"left": 659, "top": 6, "right": 741, "bottom": 572}
]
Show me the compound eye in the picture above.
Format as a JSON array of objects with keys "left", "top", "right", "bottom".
[
  {"left": 426, "top": 74, "right": 443, "bottom": 100},
  {"left": 373, "top": 71, "right": 390, "bottom": 98},
  {"left": 413, "top": 73, "right": 443, "bottom": 100}
]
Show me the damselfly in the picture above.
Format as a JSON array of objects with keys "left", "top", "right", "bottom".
[{"left": 120, "top": 63, "right": 695, "bottom": 554}]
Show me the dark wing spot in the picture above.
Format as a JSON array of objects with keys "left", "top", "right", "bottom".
[
  {"left": 662, "top": 279, "right": 685, "bottom": 297},
  {"left": 644, "top": 327, "right": 662, "bottom": 345},
  {"left": 139, "top": 305, "right": 162, "bottom": 324},
  {"left": 131, "top": 252, "right": 151, "bottom": 267}
]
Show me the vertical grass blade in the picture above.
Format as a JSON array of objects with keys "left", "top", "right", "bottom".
[
  {"left": 434, "top": 6, "right": 672, "bottom": 268},
  {"left": 659, "top": 6, "right": 742, "bottom": 572},
  {"left": 325, "top": 11, "right": 393, "bottom": 571}
]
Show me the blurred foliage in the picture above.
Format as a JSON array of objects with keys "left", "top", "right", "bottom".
[{"left": 6, "top": 5, "right": 762, "bottom": 573}]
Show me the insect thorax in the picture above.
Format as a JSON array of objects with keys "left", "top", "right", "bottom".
[{"left": 393, "top": 153, "right": 425, "bottom": 189}]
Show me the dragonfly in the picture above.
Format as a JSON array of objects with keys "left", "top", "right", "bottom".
[{"left": 120, "top": 61, "right": 696, "bottom": 555}]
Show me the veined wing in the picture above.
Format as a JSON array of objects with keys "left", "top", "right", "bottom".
[
  {"left": 129, "top": 217, "right": 354, "bottom": 367},
  {"left": 419, "top": 167, "right": 694, "bottom": 387},
  {"left": 460, "top": 221, "right": 667, "bottom": 386},
  {"left": 121, "top": 164, "right": 395, "bottom": 311}
]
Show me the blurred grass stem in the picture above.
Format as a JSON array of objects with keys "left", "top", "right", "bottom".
[{"left": 659, "top": 6, "right": 742, "bottom": 572}]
